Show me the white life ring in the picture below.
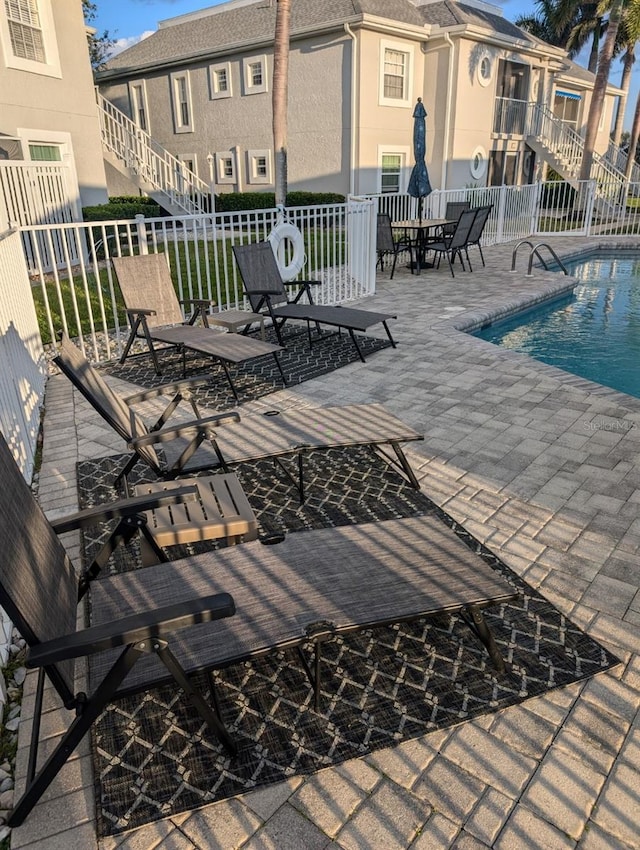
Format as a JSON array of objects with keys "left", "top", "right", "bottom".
[{"left": 268, "top": 222, "right": 306, "bottom": 281}]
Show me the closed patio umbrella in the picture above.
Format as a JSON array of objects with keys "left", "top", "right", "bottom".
[{"left": 407, "top": 97, "right": 432, "bottom": 223}]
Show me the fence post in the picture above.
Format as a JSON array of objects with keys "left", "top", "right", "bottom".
[
  {"left": 531, "top": 181, "right": 542, "bottom": 235},
  {"left": 496, "top": 185, "right": 507, "bottom": 243},
  {"left": 135, "top": 214, "right": 149, "bottom": 254},
  {"left": 584, "top": 181, "right": 596, "bottom": 237}
]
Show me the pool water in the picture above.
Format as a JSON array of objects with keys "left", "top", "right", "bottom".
[{"left": 475, "top": 251, "right": 640, "bottom": 398}]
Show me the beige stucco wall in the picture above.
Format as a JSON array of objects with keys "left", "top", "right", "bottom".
[
  {"left": 354, "top": 28, "right": 426, "bottom": 196},
  {"left": 100, "top": 31, "right": 349, "bottom": 196},
  {"left": 0, "top": 0, "right": 108, "bottom": 208}
]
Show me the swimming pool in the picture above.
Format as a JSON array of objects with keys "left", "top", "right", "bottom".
[{"left": 474, "top": 251, "right": 640, "bottom": 398}]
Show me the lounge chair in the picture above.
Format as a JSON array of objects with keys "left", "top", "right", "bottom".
[
  {"left": 424, "top": 208, "right": 478, "bottom": 277},
  {"left": 1, "top": 431, "right": 515, "bottom": 826},
  {"left": 376, "top": 213, "right": 414, "bottom": 278},
  {"left": 112, "top": 253, "right": 286, "bottom": 399},
  {"left": 232, "top": 242, "right": 397, "bottom": 363},
  {"left": 54, "top": 334, "right": 423, "bottom": 501}
]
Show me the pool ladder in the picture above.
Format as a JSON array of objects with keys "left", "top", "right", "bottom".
[{"left": 511, "top": 240, "right": 568, "bottom": 277}]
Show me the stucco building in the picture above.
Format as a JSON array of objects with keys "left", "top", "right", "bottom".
[{"left": 96, "top": 0, "right": 622, "bottom": 202}]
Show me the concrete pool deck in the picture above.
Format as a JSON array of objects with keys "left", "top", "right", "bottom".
[{"left": 11, "top": 234, "right": 640, "bottom": 850}]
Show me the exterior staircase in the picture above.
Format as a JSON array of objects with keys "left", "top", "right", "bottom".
[
  {"left": 97, "top": 91, "right": 211, "bottom": 216},
  {"left": 605, "top": 139, "right": 640, "bottom": 184},
  {"left": 525, "top": 102, "right": 627, "bottom": 210}
]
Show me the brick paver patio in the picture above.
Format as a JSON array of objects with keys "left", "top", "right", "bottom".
[{"left": 11, "top": 235, "right": 640, "bottom": 849}]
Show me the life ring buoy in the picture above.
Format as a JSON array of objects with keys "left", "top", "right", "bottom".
[{"left": 268, "top": 222, "right": 306, "bottom": 281}]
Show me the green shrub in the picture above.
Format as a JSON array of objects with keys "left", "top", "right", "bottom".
[
  {"left": 82, "top": 197, "right": 161, "bottom": 221},
  {"left": 215, "top": 191, "right": 345, "bottom": 212}
]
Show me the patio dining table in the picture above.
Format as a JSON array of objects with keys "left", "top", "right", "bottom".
[{"left": 392, "top": 218, "right": 453, "bottom": 273}]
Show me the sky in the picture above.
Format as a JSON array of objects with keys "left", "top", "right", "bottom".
[{"left": 92, "top": 0, "right": 636, "bottom": 131}]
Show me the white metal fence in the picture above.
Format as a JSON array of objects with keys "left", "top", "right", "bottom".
[
  {"left": 20, "top": 198, "right": 377, "bottom": 363},
  {"left": 0, "top": 229, "right": 47, "bottom": 481},
  {"left": 372, "top": 179, "right": 640, "bottom": 241},
  {"left": 0, "top": 161, "right": 79, "bottom": 231}
]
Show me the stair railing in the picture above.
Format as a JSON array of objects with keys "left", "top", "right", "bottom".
[
  {"left": 510, "top": 239, "right": 568, "bottom": 276},
  {"left": 525, "top": 102, "right": 626, "bottom": 203},
  {"left": 97, "top": 91, "right": 211, "bottom": 215}
]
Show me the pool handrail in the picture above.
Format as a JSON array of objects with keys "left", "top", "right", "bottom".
[{"left": 511, "top": 240, "right": 569, "bottom": 277}]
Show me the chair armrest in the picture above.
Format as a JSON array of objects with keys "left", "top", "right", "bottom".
[
  {"left": 180, "top": 298, "right": 215, "bottom": 309},
  {"left": 50, "top": 486, "right": 199, "bottom": 534},
  {"left": 129, "top": 421, "right": 219, "bottom": 447},
  {"left": 124, "top": 376, "right": 221, "bottom": 403},
  {"left": 27, "top": 594, "right": 236, "bottom": 667},
  {"left": 282, "top": 280, "right": 321, "bottom": 287},
  {"left": 125, "top": 307, "right": 156, "bottom": 317}
]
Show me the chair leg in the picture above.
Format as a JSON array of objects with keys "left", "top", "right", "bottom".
[
  {"left": 8, "top": 645, "right": 146, "bottom": 828},
  {"left": 390, "top": 250, "right": 398, "bottom": 279},
  {"left": 446, "top": 251, "right": 455, "bottom": 278},
  {"left": 478, "top": 244, "right": 486, "bottom": 267}
]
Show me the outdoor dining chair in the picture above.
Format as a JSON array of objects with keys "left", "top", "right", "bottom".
[
  {"left": 423, "top": 208, "right": 478, "bottom": 277},
  {"left": 376, "top": 213, "right": 414, "bottom": 278},
  {"left": 463, "top": 204, "right": 493, "bottom": 268},
  {"left": 441, "top": 201, "right": 471, "bottom": 238}
]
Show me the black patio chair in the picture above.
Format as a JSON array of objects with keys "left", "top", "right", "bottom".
[
  {"left": 376, "top": 213, "right": 414, "bottom": 278},
  {"left": 463, "top": 204, "right": 493, "bottom": 267},
  {"left": 424, "top": 208, "right": 478, "bottom": 277},
  {"left": 441, "top": 201, "right": 471, "bottom": 238},
  {"left": 0, "top": 431, "right": 238, "bottom": 827}
]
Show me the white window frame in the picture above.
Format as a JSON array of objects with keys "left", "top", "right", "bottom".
[
  {"left": 378, "top": 39, "right": 413, "bottom": 108},
  {"left": 377, "top": 145, "right": 410, "bottom": 193},
  {"left": 247, "top": 149, "right": 272, "bottom": 184},
  {"left": 209, "top": 61, "right": 233, "bottom": 100},
  {"left": 243, "top": 54, "right": 268, "bottom": 95},
  {"left": 216, "top": 152, "right": 236, "bottom": 183},
  {"left": 0, "top": 0, "right": 61, "bottom": 77},
  {"left": 170, "top": 71, "right": 194, "bottom": 133},
  {"left": 128, "top": 80, "right": 149, "bottom": 132}
]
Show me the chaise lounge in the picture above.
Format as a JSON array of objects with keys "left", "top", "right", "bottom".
[
  {"left": 233, "top": 242, "right": 398, "bottom": 362},
  {"left": 54, "top": 334, "right": 423, "bottom": 501},
  {"left": 0, "top": 432, "right": 516, "bottom": 826},
  {"left": 112, "top": 253, "right": 287, "bottom": 399}
]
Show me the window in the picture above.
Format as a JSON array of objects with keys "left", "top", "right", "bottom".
[
  {"left": 384, "top": 50, "right": 406, "bottom": 99},
  {"left": 129, "top": 82, "right": 148, "bottom": 132},
  {"left": 378, "top": 40, "right": 413, "bottom": 107},
  {"left": 216, "top": 152, "right": 235, "bottom": 183},
  {"left": 0, "top": 0, "right": 61, "bottom": 76},
  {"left": 28, "top": 143, "right": 61, "bottom": 161},
  {"left": 247, "top": 149, "right": 271, "bottom": 184},
  {"left": 243, "top": 55, "right": 268, "bottom": 95},
  {"left": 6, "top": 0, "right": 45, "bottom": 62},
  {"left": 381, "top": 154, "right": 402, "bottom": 193},
  {"left": 210, "top": 62, "right": 232, "bottom": 99},
  {"left": 470, "top": 146, "right": 487, "bottom": 179},
  {"left": 170, "top": 72, "right": 194, "bottom": 133},
  {"left": 377, "top": 146, "right": 410, "bottom": 193},
  {"left": 478, "top": 55, "right": 493, "bottom": 87}
]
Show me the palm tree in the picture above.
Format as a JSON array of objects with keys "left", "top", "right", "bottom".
[
  {"left": 611, "top": 21, "right": 637, "bottom": 146},
  {"left": 272, "top": 0, "right": 291, "bottom": 208},
  {"left": 579, "top": 0, "right": 626, "bottom": 181},
  {"left": 516, "top": 0, "right": 603, "bottom": 70}
]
